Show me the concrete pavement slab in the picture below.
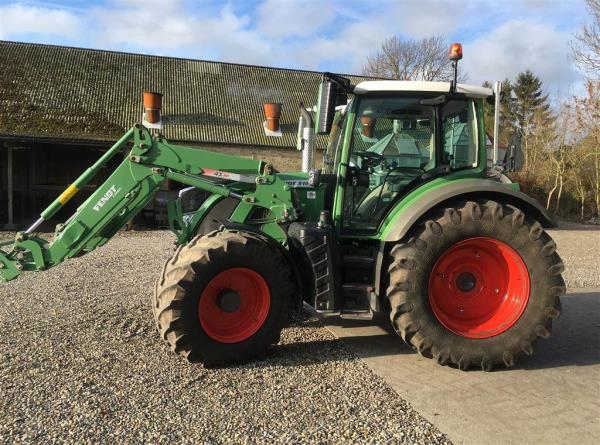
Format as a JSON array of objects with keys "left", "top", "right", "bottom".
[{"left": 323, "top": 289, "right": 600, "bottom": 445}]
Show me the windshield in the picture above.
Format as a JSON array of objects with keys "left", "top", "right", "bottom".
[{"left": 343, "top": 94, "right": 478, "bottom": 232}]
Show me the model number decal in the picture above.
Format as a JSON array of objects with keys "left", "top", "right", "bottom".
[
  {"left": 284, "top": 180, "right": 311, "bottom": 188},
  {"left": 202, "top": 168, "right": 256, "bottom": 184},
  {"left": 93, "top": 185, "right": 122, "bottom": 211}
]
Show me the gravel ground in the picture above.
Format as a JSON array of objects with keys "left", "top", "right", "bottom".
[
  {"left": 547, "top": 226, "right": 600, "bottom": 288},
  {"left": 0, "top": 231, "right": 450, "bottom": 445},
  {"left": 0, "top": 224, "right": 597, "bottom": 444}
]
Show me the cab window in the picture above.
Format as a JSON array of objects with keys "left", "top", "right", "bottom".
[
  {"left": 342, "top": 95, "right": 478, "bottom": 233},
  {"left": 442, "top": 99, "right": 478, "bottom": 169}
]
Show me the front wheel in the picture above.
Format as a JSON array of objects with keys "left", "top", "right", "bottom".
[
  {"left": 387, "top": 200, "right": 565, "bottom": 371},
  {"left": 153, "top": 230, "right": 294, "bottom": 365}
]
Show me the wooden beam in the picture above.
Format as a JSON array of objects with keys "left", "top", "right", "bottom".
[{"left": 7, "top": 145, "right": 14, "bottom": 228}]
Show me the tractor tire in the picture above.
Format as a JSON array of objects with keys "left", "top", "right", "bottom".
[
  {"left": 153, "top": 230, "right": 294, "bottom": 366},
  {"left": 387, "top": 200, "right": 565, "bottom": 371}
]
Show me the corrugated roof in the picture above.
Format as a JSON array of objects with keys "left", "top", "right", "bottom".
[{"left": 0, "top": 41, "right": 368, "bottom": 148}]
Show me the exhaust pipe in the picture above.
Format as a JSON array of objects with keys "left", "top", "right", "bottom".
[{"left": 298, "top": 103, "right": 314, "bottom": 173}]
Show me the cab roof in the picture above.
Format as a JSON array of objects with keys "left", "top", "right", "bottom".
[{"left": 353, "top": 81, "right": 493, "bottom": 98}]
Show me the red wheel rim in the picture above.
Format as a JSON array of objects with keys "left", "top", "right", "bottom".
[
  {"left": 428, "top": 237, "right": 530, "bottom": 339},
  {"left": 198, "top": 267, "right": 270, "bottom": 343}
]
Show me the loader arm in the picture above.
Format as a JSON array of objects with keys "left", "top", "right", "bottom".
[{"left": 0, "top": 125, "right": 296, "bottom": 282}]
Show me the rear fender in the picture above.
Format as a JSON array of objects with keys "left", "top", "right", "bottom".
[
  {"left": 381, "top": 178, "right": 556, "bottom": 243},
  {"left": 373, "top": 179, "right": 556, "bottom": 307}
]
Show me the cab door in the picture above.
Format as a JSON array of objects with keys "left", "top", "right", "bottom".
[{"left": 337, "top": 95, "right": 480, "bottom": 236}]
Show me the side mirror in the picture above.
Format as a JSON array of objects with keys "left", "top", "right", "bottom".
[
  {"left": 315, "top": 79, "right": 338, "bottom": 135},
  {"left": 336, "top": 91, "right": 348, "bottom": 107}
]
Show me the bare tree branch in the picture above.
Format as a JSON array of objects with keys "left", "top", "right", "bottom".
[
  {"left": 362, "top": 35, "right": 467, "bottom": 82},
  {"left": 572, "top": 0, "right": 600, "bottom": 77}
]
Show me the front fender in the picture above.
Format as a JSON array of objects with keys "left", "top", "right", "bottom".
[
  {"left": 380, "top": 178, "right": 556, "bottom": 243},
  {"left": 168, "top": 193, "right": 229, "bottom": 244}
]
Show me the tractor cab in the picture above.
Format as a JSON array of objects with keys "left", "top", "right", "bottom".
[{"left": 319, "top": 79, "right": 492, "bottom": 235}]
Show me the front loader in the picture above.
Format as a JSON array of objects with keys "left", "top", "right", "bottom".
[{"left": 0, "top": 44, "right": 565, "bottom": 370}]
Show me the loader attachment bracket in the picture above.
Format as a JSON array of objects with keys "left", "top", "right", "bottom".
[
  {"left": 0, "top": 251, "right": 22, "bottom": 282},
  {"left": 15, "top": 238, "right": 47, "bottom": 269},
  {"left": 0, "top": 233, "right": 52, "bottom": 281}
]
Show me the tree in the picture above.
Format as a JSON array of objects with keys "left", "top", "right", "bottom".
[
  {"left": 362, "top": 35, "right": 465, "bottom": 81},
  {"left": 546, "top": 147, "right": 566, "bottom": 212},
  {"left": 566, "top": 143, "right": 590, "bottom": 219},
  {"left": 544, "top": 106, "right": 572, "bottom": 213},
  {"left": 506, "top": 70, "right": 553, "bottom": 173},
  {"left": 570, "top": 2, "right": 600, "bottom": 219},
  {"left": 573, "top": 81, "right": 600, "bottom": 217},
  {"left": 572, "top": 0, "right": 600, "bottom": 77}
]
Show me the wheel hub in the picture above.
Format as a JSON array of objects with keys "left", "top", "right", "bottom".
[
  {"left": 428, "top": 237, "right": 530, "bottom": 339},
  {"left": 198, "top": 267, "right": 271, "bottom": 343},
  {"left": 455, "top": 272, "right": 477, "bottom": 293},
  {"left": 217, "top": 290, "right": 241, "bottom": 313}
]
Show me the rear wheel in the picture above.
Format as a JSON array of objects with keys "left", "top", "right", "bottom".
[
  {"left": 387, "top": 200, "right": 565, "bottom": 371},
  {"left": 153, "top": 230, "right": 294, "bottom": 365}
]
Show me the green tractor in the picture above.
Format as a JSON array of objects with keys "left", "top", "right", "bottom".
[{"left": 0, "top": 45, "right": 564, "bottom": 370}]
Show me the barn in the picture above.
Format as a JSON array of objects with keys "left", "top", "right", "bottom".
[{"left": 0, "top": 41, "right": 365, "bottom": 228}]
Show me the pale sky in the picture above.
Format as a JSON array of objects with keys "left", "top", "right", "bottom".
[{"left": 0, "top": 0, "right": 592, "bottom": 97}]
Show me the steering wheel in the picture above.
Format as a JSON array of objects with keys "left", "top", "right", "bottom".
[{"left": 355, "top": 151, "right": 386, "bottom": 169}]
